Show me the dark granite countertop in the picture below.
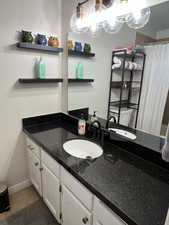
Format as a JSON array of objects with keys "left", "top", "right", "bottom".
[{"left": 23, "top": 113, "right": 169, "bottom": 225}]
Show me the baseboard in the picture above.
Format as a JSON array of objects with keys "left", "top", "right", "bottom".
[{"left": 8, "top": 179, "right": 31, "bottom": 194}]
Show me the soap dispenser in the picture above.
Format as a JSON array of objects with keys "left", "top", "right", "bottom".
[
  {"left": 91, "top": 111, "right": 98, "bottom": 122},
  {"left": 78, "top": 113, "right": 86, "bottom": 136}
]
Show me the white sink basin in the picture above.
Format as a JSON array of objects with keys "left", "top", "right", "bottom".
[
  {"left": 109, "top": 128, "right": 136, "bottom": 140},
  {"left": 63, "top": 139, "right": 103, "bottom": 159}
]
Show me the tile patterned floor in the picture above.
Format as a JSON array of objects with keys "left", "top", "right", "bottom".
[
  {"left": 0, "top": 186, "right": 39, "bottom": 221},
  {"left": 0, "top": 199, "right": 58, "bottom": 225},
  {"left": 0, "top": 186, "right": 58, "bottom": 225}
]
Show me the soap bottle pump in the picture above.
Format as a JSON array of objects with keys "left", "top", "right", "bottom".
[
  {"left": 91, "top": 111, "right": 98, "bottom": 122},
  {"left": 78, "top": 113, "right": 86, "bottom": 136}
]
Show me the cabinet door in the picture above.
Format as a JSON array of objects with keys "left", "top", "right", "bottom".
[
  {"left": 42, "top": 164, "right": 60, "bottom": 222},
  {"left": 93, "top": 198, "right": 127, "bottom": 225},
  {"left": 27, "top": 150, "right": 42, "bottom": 196},
  {"left": 62, "top": 185, "right": 92, "bottom": 225}
]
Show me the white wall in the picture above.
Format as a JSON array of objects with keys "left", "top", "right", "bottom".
[
  {"left": 68, "top": 27, "right": 136, "bottom": 119},
  {"left": 0, "top": 0, "right": 62, "bottom": 188}
]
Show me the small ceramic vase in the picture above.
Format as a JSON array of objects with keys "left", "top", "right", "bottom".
[
  {"left": 74, "top": 42, "right": 82, "bottom": 52},
  {"left": 22, "top": 30, "right": 33, "bottom": 43},
  {"left": 48, "top": 36, "right": 59, "bottom": 47},
  {"left": 84, "top": 43, "right": 91, "bottom": 53},
  {"left": 67, "top": 40, "right": 73, "bottom": 50},
  {"left": 36, "top": 34, "right": 47, "bottom": 45}
]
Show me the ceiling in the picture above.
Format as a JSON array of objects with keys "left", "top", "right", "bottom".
[{"left": 141, "top": 0, "right": 169, "bottom": 35}]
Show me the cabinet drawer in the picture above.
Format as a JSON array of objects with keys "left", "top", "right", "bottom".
[
  {"left": 42, "top": 150, "right": 60, "bottom": 178},
  {"left": 61, "top": 167, "right": 93, "bottom": 211},
  {"left": 62, "top": 185, "right": 92, "bottom": 225},
  {"left": 27, "top": 149, "right": 42, "bottom": 196},
  {"left": 94, "top": 197, "right": 127, "bottom": 225},
  {"left": 26, "top": 137, "right": 40, "bottom": 158}
]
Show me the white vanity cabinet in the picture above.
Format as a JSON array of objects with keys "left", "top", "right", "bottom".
[
  {"left": 62, "top": 185, "right": 92, "bottom": 225},
  {"left": 26, "top": 136, "right": 128, "bottom": 225},
  {"left": 93, "top": 197, "right": 127, "bottom": 225},
  {"left": 61, "top": 167, "right": 92, "bottom": 225},
  {"left": 27, "top": 138, "right": 42, "bottom": 196},
  {"left": 41, "top": 150, "right": 61, "bottom": 222}
]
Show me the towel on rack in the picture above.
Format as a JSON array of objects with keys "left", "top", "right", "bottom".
[
  {"left": 162, "top": 123, "right": 169, "bottom": 162},
  {"left": 112, "top": 57, "right": 122, "bottom": 69}
]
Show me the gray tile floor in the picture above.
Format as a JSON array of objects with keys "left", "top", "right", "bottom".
[{"left": 0, "top": 199, "right": 59, "bottom": 225}]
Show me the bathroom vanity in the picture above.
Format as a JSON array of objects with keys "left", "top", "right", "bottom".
[{"left": 23, "top": 112, "right": 169, "bottom": 225}]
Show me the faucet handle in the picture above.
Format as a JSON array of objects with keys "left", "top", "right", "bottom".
[
  {"left": 88, "top": 120, "right": 101, "bottom": 140},
  {"left": 91, "top": 120, "right": 101, "bottom": 129}
]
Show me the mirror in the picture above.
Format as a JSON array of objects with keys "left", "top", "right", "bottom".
[{"left": 67, "top": 1, "right": 169, "bottom": 138}]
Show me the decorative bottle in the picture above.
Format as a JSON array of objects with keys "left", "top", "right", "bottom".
[
  {"left": 37, "top": 57, "right": 46, "bottom": 79},
  {"left": 75, "top": 62, "right": 84, "bottom": 79}
]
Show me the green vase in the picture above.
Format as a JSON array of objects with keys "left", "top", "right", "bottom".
[
  {"left": 84, "top": 43, "right": 91, "bottom": 53},
  {"left": 22, "top": 30, "right": 34, "bottom": 43}
]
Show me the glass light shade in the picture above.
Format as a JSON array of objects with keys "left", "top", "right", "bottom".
[
  {"left": 102, "top": 0, "right": 114, "bottom": 8},
  {"left": 127, "top": 7, "right": 151, "bottom": 29},
  {"left": 114, "top": 0, "right": 131, "bottom": 23},
  {"left": 103, "top": 18, "right": 123, "bottom": 33},
  {"left": 70, "top": 13, "right": 89, "bottom": 33},
  {"left": 88, "top": 23, "right": 102, "bottom": 38},
  {"left": 86, "top": 9, "right": 104, "bottom": 37}
]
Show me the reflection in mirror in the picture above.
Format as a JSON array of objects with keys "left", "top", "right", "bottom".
[{"left": 68, "top": 1, "right": 169, "bottom": 138}]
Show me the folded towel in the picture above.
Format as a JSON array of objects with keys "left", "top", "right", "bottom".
[
  {"left": 162, "top": 124, "right": 169, "bottom": 162},
  {"left": 113, "top": 57, "right": 121, "bottom": 64},
  {"left": 112, "top": 57, "right": 122, "bottom": 69},
  {"left": 112, "top": 64, "right": 121, "bottom": 69}
]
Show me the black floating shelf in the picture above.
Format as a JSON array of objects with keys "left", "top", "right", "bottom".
[
  {"left": 68, "top": 79, "right": 94, "bottom": 83},
  {"left": 17, "top": 42, "right": 63, "bottom": 53},
  {"left": 114, "top": 52, "right": 145, "bottom": 58},
  {"left": 68, "top": 50, "right": 95, "bottom": 57},
  {"left": 110, "top": 100, "right": 138, "bottom": 108},
  {"left": 18, "top": 78, "right": 63, "bottom": 84},
  {"left": 111, "top": 81, "right": 141, "bottom": 88}
]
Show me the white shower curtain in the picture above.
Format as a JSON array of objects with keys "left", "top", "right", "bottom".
[{"left": 137, "top": 43, "right": 169, "bottom": 136}]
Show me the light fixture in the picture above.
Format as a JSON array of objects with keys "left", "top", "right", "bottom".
[
  {"left": 70, "top": 0, "right": 151, "bottom": 36},
  {"left": 127, "top": 7, "right": 151, "bottom": 29},
  {"left": 103, "top": 18, "right": 123, "bottom": 34},
  {"left": 70, "top": 1, "right": 89, "bottom": 33}
]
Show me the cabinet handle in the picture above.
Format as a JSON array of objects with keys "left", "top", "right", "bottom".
[
  {"left": 39, "top": 167, "right": 43, "bottom": 171},
  {"left": 34, "top": 162, "right": 39, "bottom": 166},
  {"left": 82, "top": 217, "right": 88, "bottom": 224}
]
